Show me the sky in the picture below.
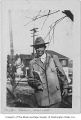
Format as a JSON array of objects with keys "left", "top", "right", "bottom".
[{"left": 7, "top": 9, "right": 74, "bottom": 59}]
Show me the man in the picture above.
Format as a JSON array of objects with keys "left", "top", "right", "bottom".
[{"left": 28, "top": 37, "right": 68, "bottom": 108}]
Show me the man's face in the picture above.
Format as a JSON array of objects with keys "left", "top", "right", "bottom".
[{"left": 35, "top": 45, "right": 45, "bottom": 57}]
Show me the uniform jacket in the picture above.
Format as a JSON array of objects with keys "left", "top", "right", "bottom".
[{"left": 28, "top": 53, "right": 68, "bottom": 106}]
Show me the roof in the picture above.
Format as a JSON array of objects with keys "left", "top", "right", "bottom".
[
  {"left": 45, "top": 50, "right": 69, "bottom": 59},
  {"left": 16, "top": 50, "right": 69, "bottom": 60},
  {"left": 20, "top": 54, "right": 31, "bottom": 59}
]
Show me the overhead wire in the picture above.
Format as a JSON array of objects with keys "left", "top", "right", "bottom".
[
  {"left": 24, "top": 10, "right": 60, "bottom": 26},
  {"left": 41, "top": 10, "right": 50, "bottom": 30},
  {"left": 24, "top": 10, "right": 41, "bottom": 26},
  {"left": 44, "top": 15, "right": 67, "bottom": 41}
]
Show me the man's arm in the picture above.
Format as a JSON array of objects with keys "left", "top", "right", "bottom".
[
  {"left": 52, "top": 55, "right": 69, "bottom": 96},
  {"left": 28, "top": 62, "right": 43, "bottom": 91}
]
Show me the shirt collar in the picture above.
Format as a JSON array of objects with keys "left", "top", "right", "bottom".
[{"left": 40, "top": 53, "right": 46, "bottom": 63}]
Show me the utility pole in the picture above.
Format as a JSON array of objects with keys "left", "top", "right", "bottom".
[
  {"left": 30, "top": 28, "right": 38, "bottom": 54},
  {"left": 9, "top": 10, "right": 16, "bottom": 93},
  {"left": 9, "top": 10, "right": 14, "bottom": 63}
]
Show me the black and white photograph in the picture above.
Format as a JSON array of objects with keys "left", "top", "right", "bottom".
[{"left": 1, "top": 0, "right": 80, "bottom": 114}]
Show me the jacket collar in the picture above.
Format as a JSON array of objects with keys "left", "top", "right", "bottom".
[{"left": 34, "top": 52, "right": 51, "bottom": 70}]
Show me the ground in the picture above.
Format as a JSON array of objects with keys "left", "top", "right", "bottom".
[{"left": 7, "top": 78, "right": 72, "bottom": 108}]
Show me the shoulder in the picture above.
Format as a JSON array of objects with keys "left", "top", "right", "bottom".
[
  {"left": 45, "top": 53, "right": 59, "bottom": 61},
  {"left": 46, "top": 53, "right": 59, "bottom": 60},
  {"left": 45, "top": 51, "right": 58, "bottom": 58},
  {"left": 50, "top": 54, "right": 60, "bottom": 63},
  {"left": 52, "top": 55, "right": 59, "bottom": 59},
  {"left": 46, "top": 53, "right": 51, "bottom": 58}
]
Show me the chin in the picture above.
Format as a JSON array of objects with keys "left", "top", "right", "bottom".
[
  {"left": 37, "top": 54, "right": 42, "bottom": 57},
  {"left": 38, "top": 54, "right": 42, "bottom": 57}
]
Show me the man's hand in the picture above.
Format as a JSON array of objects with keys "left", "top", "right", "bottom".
[{"left": 28, "top": 78, "right": 41, "bottom": 88}]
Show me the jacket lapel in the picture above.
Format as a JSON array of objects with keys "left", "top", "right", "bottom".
[
  {"left": 43, "top": 53, "right": 50, "bottom": 70},
  {"left": 34, "top": 53, "right": 50, "bottom": 71},
  {"left": 35, "top": 58, "right": 45, "bottom": 70}
]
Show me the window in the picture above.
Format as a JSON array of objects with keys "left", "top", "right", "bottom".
[{"left": 62, "top": 60, "right": 66, "bottom": 66}]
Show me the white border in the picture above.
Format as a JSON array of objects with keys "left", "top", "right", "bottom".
[{"left": 1, "top": 0, "right": 80, "bottom": 114}]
